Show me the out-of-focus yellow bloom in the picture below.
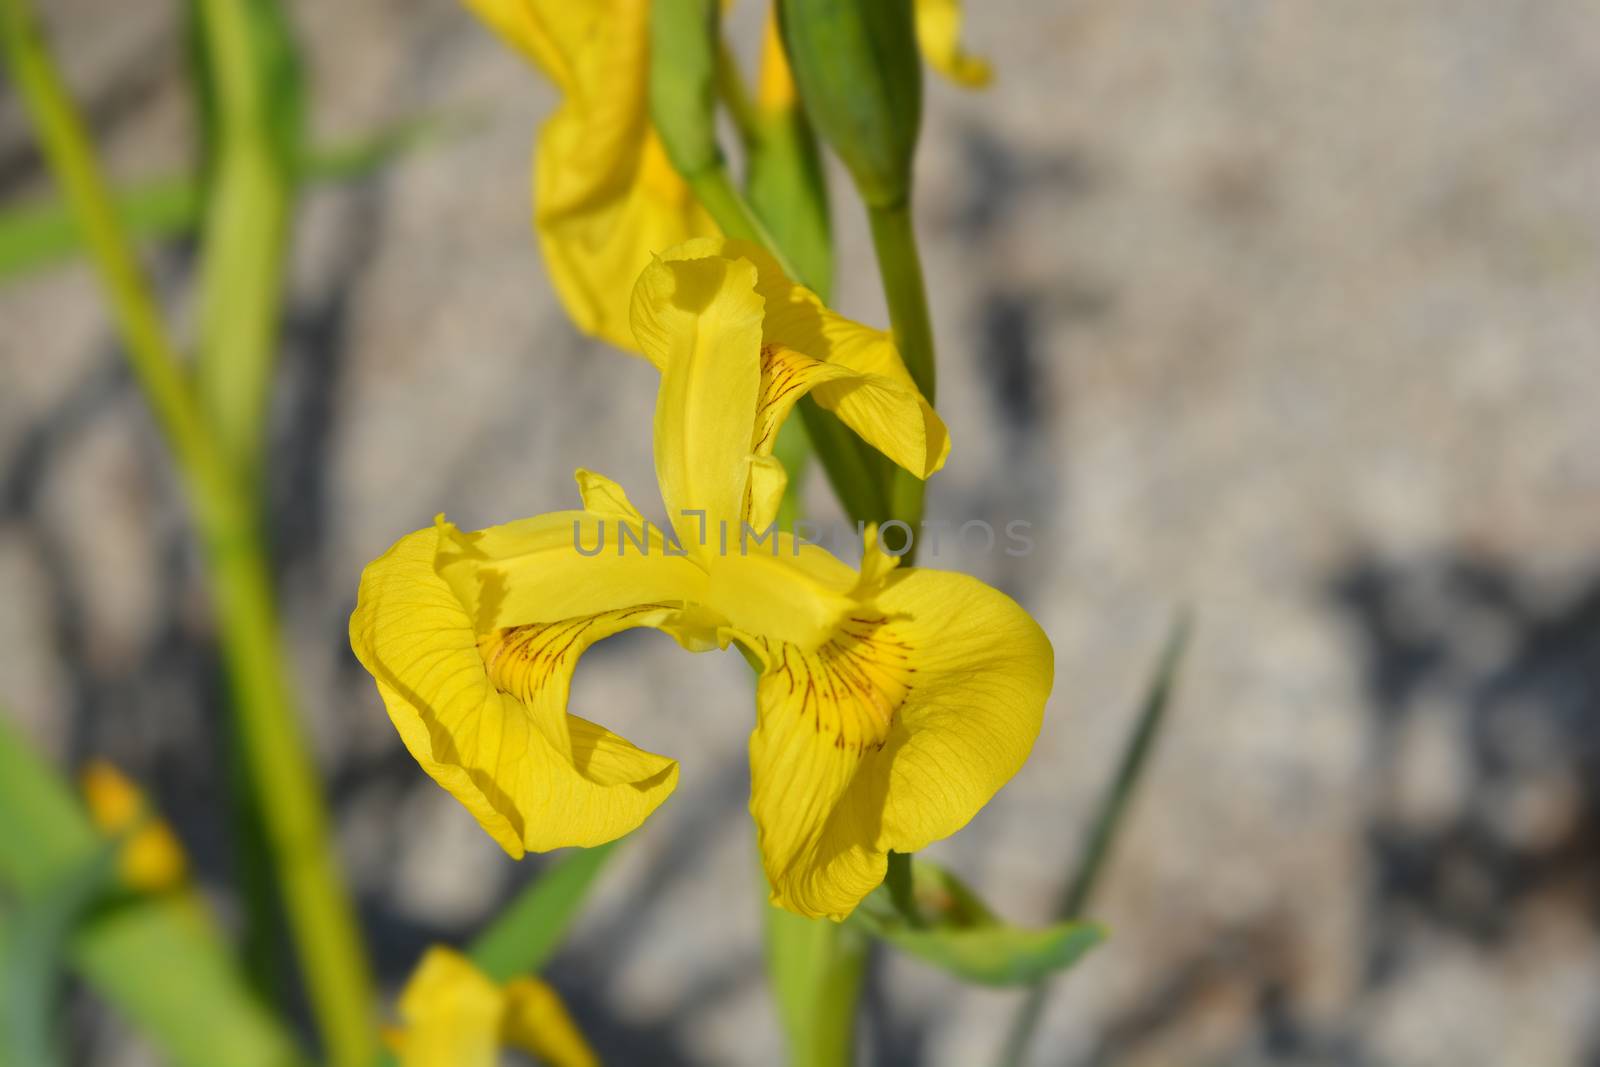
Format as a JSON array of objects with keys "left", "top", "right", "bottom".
[
  {"left": 915, "top": 0, "right": 992, "bottom": 87},
  {"left": 351, "top": 240, "right": 1049, "bottom": 919},
  {"left": 463, "top": 0, "right": 718, "bottom": 350},
  {"left": 387, "top": 946, "right": 597, "bottom": 1067},
  {"left": 80, "top": 760, "right": 187, "bottom": 893}
]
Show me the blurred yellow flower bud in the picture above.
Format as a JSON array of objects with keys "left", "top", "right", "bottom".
[{"left": 80, "top": 759, "right": 187, "bottom": 893}]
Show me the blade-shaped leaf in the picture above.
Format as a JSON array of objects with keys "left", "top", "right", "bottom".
[
  {"left": 849, "top": 859, "right": 1104, "bottom": 987},
  {"left": 3, "top": 838, "right": 122, "bottom": 1067},
  {"left": 0, "top": 114, "right": 469, "bottom": 283},
  {"left": 469, "top": 841, "right": 619, "bottom": 982},
  {"left": 0, "top": 714, "right": 305, "bottom": 1067}
]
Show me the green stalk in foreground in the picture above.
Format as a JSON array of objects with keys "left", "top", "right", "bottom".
[
  {"left": 191, "top": 0, "right": 302, "bottom": 486},
  {"left": 0, "top": 3, "right": 374, "bottom": 1063},
  {"left": 765, "top": 905, "right": 868, "bottom": 1067}
]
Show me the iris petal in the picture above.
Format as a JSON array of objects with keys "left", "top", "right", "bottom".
[
  {"left": 746, "top": 570, "right": 1050, "bottom": 919},
  {"left": 351, "top": 523, "right": 680, "bottom": 857}
]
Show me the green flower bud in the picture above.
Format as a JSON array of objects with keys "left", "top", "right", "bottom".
[{"left": 777, "top": 0, "right": 922, "bottom": 208}]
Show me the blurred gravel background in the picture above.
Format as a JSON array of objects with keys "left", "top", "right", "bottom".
[{"left": 4, "top": 1, "right": 1600, "bottom": 1064}]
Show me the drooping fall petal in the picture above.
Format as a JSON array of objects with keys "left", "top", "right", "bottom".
[
  {"left": 747, "top": 567, "right": 1051, "bottom": 919},
  {"left": 631, "top": 249, "right": 766, "bottom": 549},
  {"left": 350, "top": 513, "right": 682, "bottom": 858},
  {"left": 463, "top": 0, "right": 718, "bottom": 349}
]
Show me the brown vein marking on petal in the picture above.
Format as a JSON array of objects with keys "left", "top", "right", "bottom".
[
  {"left": 754, "top": 343, "right": 822, "bottom": 454},
  {"left": 477, "top": 604, "right": 670, "bottom": 703},
  {"left": 759, "top": 615, "right": 916, "bottom": 752}
]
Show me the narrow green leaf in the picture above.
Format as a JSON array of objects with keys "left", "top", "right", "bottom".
[
  {"left": 3, "top": 837, "right": 122, "bottom": 1067},
  {"left": 997, "top": 612, "right": 1192, "bottom": 1066},
  {"left": 850, "top": 859, "right": 1103, "bottom": 987},
  {"left": 0, "top": 714, "right": 306, "bottom": 1067},
  {"left": 0, "top": 114, "right": 470, "bottom": 283},
  {"left": 74, "top": 897, "right": 308, "bottom": 1067},
  {"left": 468, "top": 841, "right": 619, "bottom": 982}
]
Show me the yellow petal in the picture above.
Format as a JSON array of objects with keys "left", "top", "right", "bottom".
[
  {"left": 631, "top": 251, "right": 767, "bottom": 550},
  {"left": 463, "top": 0, "right": 719, "bottom": 350},
  {"left": 748, "top": 570, "right": 1051, "bottom": 918},
  {"left": 746, "top": 615, "right": 911, "bottom": 919},
  {"left": 503, "top": 977, "right": 601, "bottom": 1067},
  {"left": 708, "top": 543, "right": 858, "bottom": 651},
  {"left": 914, "top": 0, "right": 993, "bottom": 88},
  {"left": 392, "top": 947, "right": 504, "bottom": 1067},
  {"left": 735, "top": 239, "right": 950, "bottom": 478},
  {"left": 80, "top": 760, "right": 187, "bottom": 892},
  {"left": 460, "top": 0, "right": 587, "bottom": 90},
  {"left": 756, "top": 5, "right": 797, "bottom": 114},
  {"left": 867, "top": 569, "right": 1051, "bottom": 851},
  {"left": 538, "top": 129, "right": 718, "bottom": 351},
  {"left": 351, "top": 526, "right": 680, "bottom": 857},
  {"left": 433, "top": 473, "right": 707, "bottom": 633}
]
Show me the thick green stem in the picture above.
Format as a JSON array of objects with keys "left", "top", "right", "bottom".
[
  {"left": 866, "top": 199, "right": 935, "bottom": 403},
  {"left": 0, "top": 0, "right": 210, "bottom": 476},
  {"left": 192, "top": 0, "right": 298, "bottom": 489},
  {"left": 687, "top": 164, "right": 803, "bottom": 282},
  {"left": 202, "top": 496, "right": 375, "bottom": 1067},
  {"left": 866, "top": 198, "right": 936, "bottom": 553},
  {"left": 764, "top": 906, "right": 866, "bottom": 1067},
  {"left": 0, "top": 4, "right": 374, "bottom": 1062}
]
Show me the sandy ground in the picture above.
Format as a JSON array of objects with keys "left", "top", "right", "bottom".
[{"left": 3, "top": 1, "right": 1600, "bottom": 1064}]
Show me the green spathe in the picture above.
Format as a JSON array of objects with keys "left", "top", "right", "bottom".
[{"left": 777, "top": 0, "right": 922, "bottom": 209}]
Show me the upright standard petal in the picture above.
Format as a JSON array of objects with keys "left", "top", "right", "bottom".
[
  {"left": 747, "top": 567, "right": 1051, "bottom": 919},
  {"left": 463, "top": 0, "right": 718, "bottom": 349},
  {"left": 632, "top": 250, "right": 766, "bottom": 551},
  {"left": 718, "top": 238, "right": 951, "bottom": 480},
  {"left": 351, "top": 513, "right": 683, "bottom": 857}
]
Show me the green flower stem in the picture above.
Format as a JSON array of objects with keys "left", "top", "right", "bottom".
[
  {"left": 203, "top": 499, "right": 376, "bottom": 1067},
  {"left": 764, "top": 905, "right": 867, "bottom": 1067},
  {"left": 0, "top": 4, "right": 374, "bottom": 1063},
  {"left": 191, "top": 0, "right": 297, "bottom": 486},
  {"left": 866, "top": 198, "right": 936, "bottom": 556},
  {"left": 687, "top": 164, "right": 801, "bottom": 282},
  {"left": 865, "top": 199, "right": 935, "bottom": 403},
  {"left": 0, "top": 0, "right": 209, "bottom": 474}
]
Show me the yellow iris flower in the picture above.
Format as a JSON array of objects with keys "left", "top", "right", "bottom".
[
  {"left": 463, "top": 0, "right": 718, "bottom": 350},
  {"left": 351, "top": 239, "right": 1051, "bottom": 919},
  {"left": 387, "top": 946, "right": 597, "bottom": 1067},
  {"left": 462, "top": 0, "right": 988, "bottom": 350}
]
